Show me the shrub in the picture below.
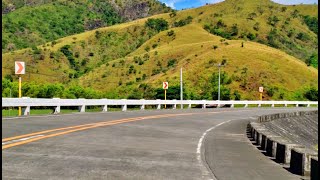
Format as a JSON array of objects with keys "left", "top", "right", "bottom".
[
  {"left": 267, "top": 16, "right": 280, "bottom": 26},
  {"left": 145, "top": 18, "right": 169, "bottom": 32},
  {"left": 233, "top": 90, "right": 241, "bottom": 100},
  {"left": 167, "top": 30, "right": 175, "bottom": 36},
  {"left": 304, "top": 87, "right": 318, "bottom": 101},
  {"left": 247, "top": 32, "right": 256, "bottom": 40},
  {"left": 253, "top": 22, "right": 260, "bottom": 31},
  {"left": 296, "top": 32, "right": 310, "bottom": 41},
  {"left": 291, "top": 9, "right": 299, "bottom": 18},
  {"left": 169, "top": 10, "right": 177, "bottom": 17},
  {"left": 247, "top": 12, "right": 257, "bottom": 20},
  {"left": 281, "top": 7, "right": 287, "bottom": 12},
  {"left": 152, "top": 44, "right": 158, "bottom": 49},
  {"left": 302, "top": 15, "right": 318, "bottom": 34},
  {"left": 173, "top": 16, "right": 193, "bottom": 27}
]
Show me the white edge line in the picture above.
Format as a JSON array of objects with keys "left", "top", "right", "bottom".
[
  {"left": 2, "top": 135, "right": 44, "bottom": 145},
  {"left": 197, "top": 120, "right": 232, "bottom": 180}
]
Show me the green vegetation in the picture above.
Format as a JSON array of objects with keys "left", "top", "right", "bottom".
[
  {"left": 2, "top": 0, "right": 121, "bottom": 52},
  {"left": 2, "top": 78, "right": 104, "bottom": 99},
  {"left": 200, "top": 1, "right": 318, "bottom": 65},
  {"left": 2, "top": 0, "right": 171, "bottom": 52},
  {"left": 145, "top": 18, "right": 169, "bottom": 32},
  {"left": 302, "top": 15, "right": 318, "bottom": 35},
  {"left": 173, "top": 16, "right": 193, "bottom": 27}
]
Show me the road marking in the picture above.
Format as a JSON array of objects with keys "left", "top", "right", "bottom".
[
  {"left": 196, "top": 120, "right": 232, "bottom": 180},
  {"left": 2, "top": 135, "right": 44, "bottom": 145},
  {"left": 2, "top": 110, "right": 249, "bottom": 150}
]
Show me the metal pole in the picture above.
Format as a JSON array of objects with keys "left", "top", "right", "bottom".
[
  {"left": 9, "top": 88, "right": 12, "bottom": 117},
  {"left": 180, "top": 67, "right": 183, "bottom": 109},
  {"left": 18, "top": 76, "right": 22, "bottom": 116},
  {"left": 218, "top": 64, "right": 220, "bottom": 101},
  {"left": 164, "top": 89, "right": 167, "bottom": 109}
]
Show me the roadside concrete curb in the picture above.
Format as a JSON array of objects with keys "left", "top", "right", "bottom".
[{"left": 248, "top": 110, "right": 318, "bottom": 179}]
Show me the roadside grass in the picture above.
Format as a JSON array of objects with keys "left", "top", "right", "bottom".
[{"left": 2, "top": 103, "right": 318, "bottom": 117}]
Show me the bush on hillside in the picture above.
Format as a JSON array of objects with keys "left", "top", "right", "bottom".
[
  {"left": 304, "top": 87, "right": 318, "bottom": 101},
  {"left": 145, "top": 18, "right": 169, "bottom": 32},
  {"left": 302, "top": 15, "right": 318, "bottom": 35},
  {"left": 173, "top": 16, "right": 193, "bottom": 27}
]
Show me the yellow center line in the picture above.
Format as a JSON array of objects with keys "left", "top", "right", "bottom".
[
  {"left": 2, "top": 114, "right": 175, "bottom": 142},
  {"left": 2, "top": 110, "right": 249, "bottom": 150}
]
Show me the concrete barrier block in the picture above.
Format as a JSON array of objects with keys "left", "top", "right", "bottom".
[
  {"left": 259, "top": 130, "right": 279, "bottom": 151},
  {"left": 290, "top": 148, "right": 318, "bottom": 176},
  {"left": 255, "top": 129, "right": 267, "bottom": 145},
  {"left": 266, "top": 136, "right": 282, "bottom": 157},
  {"left": 275, "top": 141, "right": 304, "bottom": 164},
  {"left": 311, "top": 157, "right": 318, "bottom": 180}
]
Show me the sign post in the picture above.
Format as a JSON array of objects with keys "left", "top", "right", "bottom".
[
  {"left": 163, "top": 82, "right": 168, "bottom": 109},
  {"left": 15, "top": 61, "right": 25, "bottom": 116},
  {"left": 259, "top": 86, "right": 263, "bottom": 101}
]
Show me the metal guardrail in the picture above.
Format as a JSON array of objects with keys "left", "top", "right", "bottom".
[{"left": 2, "top": 97, "right": 318, "bottom": 115}]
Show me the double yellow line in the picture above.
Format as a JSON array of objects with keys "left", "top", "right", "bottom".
[
  {"left": 2, "top": 113, "right": 201, "bottom": 150},
  {"left": 2, "top": 110, "right": 242, "bottom": 150}
]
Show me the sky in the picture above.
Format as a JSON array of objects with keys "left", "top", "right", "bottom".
[{"left": 159, "top": 0, "right": 318, "bottom": 10}]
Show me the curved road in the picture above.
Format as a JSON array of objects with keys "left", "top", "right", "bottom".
[{"left": 2, "top": 108, "right": 315, "bottom": 179}]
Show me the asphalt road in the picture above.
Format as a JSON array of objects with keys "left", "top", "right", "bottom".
[{"left": 2, "top": 108, "right": 316, "bottom": 180}]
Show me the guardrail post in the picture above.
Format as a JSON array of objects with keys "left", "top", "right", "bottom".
[
  {"left": 122, "top": 99, "right": 127, "bottom": 111},
  {"left": 22, "top": 97, "right": 30, "bottom": 115},
  {"left": 140, "top": 99, "right": 145, "bottom": 110},
  {"left": 296, "top": 104, "right": 299, "bottom": 107},
  {"left": 78, "top": 98, "right": 86, "bottom": 112},
  {"left": 188, "top": 100, "right": 192, "bottom": 109},
  {"left": 271, "top": 104, "right": 274, "bottom": 108},
  {"left": 217, "top": 101, "right": 221, "bottom": 108},
  {"left": 284, "top": 103, "right": 287, "bottom": 107},
  {"left": 244, "top": 102, "right": 248, "bottom": 108},
  {"left": 173, "top": 99, "right": 177, "bottom": 109},
  {"left": 102, "top": 105, "right": 108, "bottom": 112},
  {"left": 231, "top": 103, "right": 234, "bottom": 108},
  {"left": 307, "top": 104, "right": 310, "bottom": 107},
  {"left": 53, "top": 98, "right": 60, "bottom": 114},
  {"left": 202, "top": 100, "right": 206, "bottom": 109},
  {"left": 258, "top": 103, "right": 261, "bottom": 108},
  {"left": 157, "top": 99, "right": 161, "bottom": 110},
  {"left": 102, "top": 99, "right": 108, "bottom": 112}
]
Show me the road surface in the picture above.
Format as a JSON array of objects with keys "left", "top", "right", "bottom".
[{"left": 2, "top": 108, "right": 314, "bottom": 180}]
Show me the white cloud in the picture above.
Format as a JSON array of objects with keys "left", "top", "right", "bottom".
[
  {"left": 205, "top": 0, "right": 225, "bottom": 4},
  {"left": 161, "top": 0, "right": 182, "bottom": 9}
]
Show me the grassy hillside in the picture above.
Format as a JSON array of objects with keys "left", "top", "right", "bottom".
[
  {"left": 2, "top": 0, "right": 318, "bottom": 100},
  {"left": 2, "top": 0, "right": 171, "bottom": 52}
]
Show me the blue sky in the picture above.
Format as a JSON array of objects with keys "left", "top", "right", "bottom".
[{"left": 159, "top": 0, "right": 318, "bottom": 10}]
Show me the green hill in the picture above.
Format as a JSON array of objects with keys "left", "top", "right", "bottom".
[
  {"left": 2, "top": 0, "right": 171, "bottom": 52},
  {"left": 2, "top": 0, "right": 318, "bottom": 101}
]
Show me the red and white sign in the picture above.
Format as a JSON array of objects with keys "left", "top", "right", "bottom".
[
  {"left": 15, "top": 61, "right": 25, "bottom": 75},
  {"left": 259, "top": 86, "right": 263, "bottom": 93},
  {"left": 163, "top": 82, "right": 168, "bottom": 89}
]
